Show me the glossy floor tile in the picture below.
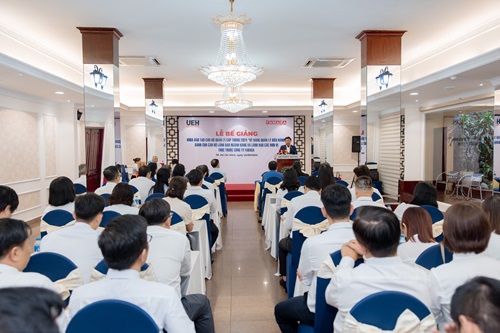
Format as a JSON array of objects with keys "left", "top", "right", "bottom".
[{"left": 207, "top": 202, "right": 286, "bottom": 333}]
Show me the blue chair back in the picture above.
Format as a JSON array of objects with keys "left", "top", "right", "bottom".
[
  {"left": 95, "top": 259, "right": 149, "bottom": 275},
  {"left": 145, "top": 193, "right": 165, "bottom": 202},
  {"left": 298, "top": 176, "right": 307, "bottom": 186},
  {"left": 287, "top": 206, "right": 324, "bottom": 298},
  {"left": 24, "top": 252, "right": 77, "bottom": 282},
  {"left": 100, "top": 194, "right": 110, "bottom": 207},
  {"left": 41, "top": 210, "right": 74, "bottom": 238},
  {"left": 420, "top": 205, "right": 444, "bottom": 242},
  {"left": 280, "top": 191, "right": 303, "bottom": 215},
  {"left": 349, "top": 207, "right": 359, "bottom": 221},
  {"left": 371, "top": 192, "right": 382, "bottom": 202},
  {"left": 74, "top": 183, "right": 87, "bottom": 195},
  {"left": 204, "top": 176, "right": 215, "bottom": 184},
  {"left": 337, "top": 180, "right": 349, "bottom": 187},
  {"left": 210, "top": 172, "right": 227, "bottom": 216},
  {"left": 201, "top": 184, "right": 208, "bottom": 190},
  {"left": 100, "top": 210, "right": 121, "bottom": 228},
  {"left": 350, "top": 291, "right": 431, "bottom": 330},
  {"left": 66, "top": 299, "right": 158, "bottom": 333},
  {"left": 129, "top": 185, "right": 139, "bottom": 194},
  {"left": 184, "top": 194, "right": 213, "bottom": 254},
  {"left": 415, "top": 244, "right": 452, "bottom": 270},
  {"left": 171, "top": 211, "right": 183, "bottom": 225},
  {"left": 330, "top": 249, "right": 364, "bottom": 267}
]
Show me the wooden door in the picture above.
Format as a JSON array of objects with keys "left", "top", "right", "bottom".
[{"left": 86, "top": 128, "right": 104, "bottom": 192}]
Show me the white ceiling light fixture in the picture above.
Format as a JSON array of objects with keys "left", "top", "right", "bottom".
[
  {"left": 200, "top": 0, "right": 263, "bottom": 88},
  {"left": 215, "top": 86, "right": 252, "bottom": 113}
]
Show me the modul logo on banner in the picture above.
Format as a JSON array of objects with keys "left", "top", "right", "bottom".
[{"left": 266, "top": 120, "right": 287, "bottom": 125}]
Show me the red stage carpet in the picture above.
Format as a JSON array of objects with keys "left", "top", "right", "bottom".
[{"left": 226, "top": 184, "right": 255, "bottom": 202}]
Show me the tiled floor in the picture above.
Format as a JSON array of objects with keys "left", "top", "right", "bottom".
[{"left": 207, "top": 201, "right": 286, "bottom": 333}]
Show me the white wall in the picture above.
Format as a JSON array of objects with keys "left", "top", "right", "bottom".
[{"left": 404, "top": 107, "right": 425, "bottom": 180}]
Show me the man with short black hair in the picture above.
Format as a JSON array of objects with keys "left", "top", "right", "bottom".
[
  {"left": 129, "top": 165, "right": 155, "bottom": 204},
  {"left": 0, "top": 186, "right": 19, "bottom": 219},
  {"left": 0, "top": 219, "right": 57, "bottom": 292},
  {"left": 139, "top": 199, "right": 215, "bottom": 333},
  {"left": 352, "top": 176, "right": 386, "bottom": 209},
  {"left": 94, "top": 166, "right": 120, "bottom": 196},
  {"left": 262, "top": 160, "right": 284, "bottom": 183},
  {"left": 209, "top": 158, "right": 226, "bottom": 182},
  {"left": 40, "top": 193, "right": 105, "bottom": 283},
  {"left": 275, "top": 185, "right": 354, "bottom": 333},
  {"left": 325, "top": 206, "right": 432, "bottom": 332},
  {"left": 279, "top": 136, "right": 297, "bottom": 155},
  {"left": 68, "top": 215, "right": 196, "bottom": 333}
]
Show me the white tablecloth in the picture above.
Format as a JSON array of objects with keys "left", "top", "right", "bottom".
[
  {"left": 262, "top": 194, "right": 277, "bottom": 245},
  {"left": 191, "top": 220, "right": 212, "bottom": 279},
  {"left": 182, "top": 251, "right": 205, "bottom": 295},
  {"left": 214, "top": 187, "right": 223, "bottom": 216}
]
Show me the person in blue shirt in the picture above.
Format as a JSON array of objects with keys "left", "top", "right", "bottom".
[{"left": 262, "top": 161, "right": 284, "bottom": 183}]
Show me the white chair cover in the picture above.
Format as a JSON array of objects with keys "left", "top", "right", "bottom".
[
  {"left": 317, "top": 255, "right": 337, "bottom": 279},
  {"left": 281, "top": 198, "right": 291, "bottom": 208},
  {"left": 343, "top": 309, "right": 436, "bottom": 333},
  {"left": 192, "top": 204, "right": 210, "bottom": 221},
  {"left": 40, "top": 220, "right": 76, "bottom": 234},
  {"left": 53, "top": 268, "right": 84, "bottom": 300},
  {"left": 264, "top": 182, "right": 282, "bottom": 194},
  {"left": 213, "top": 178, "right": 226, "bottom": 187},
  {"left": 89, "top": 264, "right": 157, "bottom": 282},
  {"left": 170, "top": 221, "right": 187, "bottom": 235},
  {"left": 292, "top": 218, "right": 330, "bottom": 238},
  {"left": 432, "top": 220, "right": 443, "bottom": 238}
]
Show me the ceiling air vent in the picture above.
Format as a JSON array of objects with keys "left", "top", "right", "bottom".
[
  {"left": 119, "top": 56, "right": 163, "bottom": 67},
  {"left": 301, "top": 57, "right": 355, "bottom": 69}
]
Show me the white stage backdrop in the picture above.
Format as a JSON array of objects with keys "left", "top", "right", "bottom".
[{"left": 179, "top": 117, "right": 294, "bottom": 184}]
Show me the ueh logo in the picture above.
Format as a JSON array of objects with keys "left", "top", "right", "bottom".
[
  {"left": 266, "top": 120, "right": 287, "bottom": 125},
  {"left": 186, "top": 120, "right": 200, "bottom": 126}
]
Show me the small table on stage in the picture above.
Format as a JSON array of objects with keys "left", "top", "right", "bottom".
[{"left": 276, "top": 155, "right": 299, "bottom": 171}]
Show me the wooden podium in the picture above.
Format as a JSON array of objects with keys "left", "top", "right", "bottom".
[{"left": 276, "top": 155, "right": 299, "bottom": 172}]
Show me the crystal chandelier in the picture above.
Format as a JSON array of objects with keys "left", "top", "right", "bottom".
[
  {"left": 215, "top": 87, "right": 252, "bottom": 113},
  {"left": 200, "top": 0, "right": 263, "bottom": 87}
]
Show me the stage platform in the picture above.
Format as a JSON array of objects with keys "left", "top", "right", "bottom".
[{"left": 226, "top": 184, "right": 255, "bottom": 202}]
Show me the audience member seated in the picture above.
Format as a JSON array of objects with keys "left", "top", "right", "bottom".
[
  {"left": 185, "top": 169, "right": 219, "bottom": 246},
  {"left": 349, "top": 165, "right": 382, "bottom": 199},
  {"left": 172, "top": 163, "right": 186, "bottom": 177},
  {"left": 67, "top": 215, "right": 198, "bottom": 333},
  {"left": 275, "top": 184, "right": 354, "bottom": 333},
  {"left": 73, "top": 163, "right": 87, "bottom": 186},
  {"left": 94, "top": 166, "right": 121, "bottom": 196},
  {"left": 164, "top": 176, "right": 194, "bottom": 234},
  {"left": 40, "top": 193, "right": 105, "bottom": 283},
  {"left": 197, "top": 164, "right": 214, "bottom": 192},
  {"left": 278, "top": 176, "right": 323, "bottom": 287},
  {"left": 42, "top": 176, "right": 76, "bottom": 216},
  {"left": 429, "top": 202, "right": 500, "bottom": 330},
  {"left": 276, "top": 168, "right": 301, "bottom": 211},
  {"left": 0, "top": 219, "right": 58, "bottom": 292},
  {"left": 0, "top": 287, "right": 64, "bottom": 333},
  {"left": 318, "top": 162, "right": 336, "bottom": 191},
  {"left": 147, "top": 162, "right": 157, "bottom": 181},
  {"left": 482, "top": 195, "right": 500, "bottom": 261},
  {"left": 210, "top": 158, "right": 227, "bottom": 182},
  {"left": 170, "top": 158, "right": 179, "bottom": 172},
  {"left": 445, "top": 276, "right": 500, "bottom": 333},
  {"left": 150, "top": 168, "right": 170, "bottom": 196},
  {"left": 291, "top": 160, "right": 308, "bottom": 178},
  {"left": 138, "top": 199, "right": 214, "bottom": 333},
  {"left": 0, "top": 186, "right": 19, "bottom": 218},
  {"left": 262, "top": 161, "right": 284, "bottom": 183},
  {"left": 325, "top": 206, "right": 432, "bottom": 332},
  {"left": 397, "top": 207, "right": 436, "bottom": 264},
  {"left": 351, "top": 176, "right": 386, "bottom": 210},
  {"left": 131, "top": 157, "right": 141, "bottom": 178},
  {"left": 129, "top": 166, "right": 155, "bottom": 205},
  {"left": 394, "top": 182, "right": 438, "bottom": 220},
  {"left": 103, "top": 183, "right": 139, "bottom": 215}
]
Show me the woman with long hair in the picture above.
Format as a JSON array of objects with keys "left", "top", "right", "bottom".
[
  {"left": 151, "top": 168, "right": 170, "bottom": 195},
  {"left": 483, "top": 195, "right": 500, "bottom": 261},
  {"left": 291, "top": 160, "right": 308, "bottom": 177},
  {"left": 394, "top": 182, "right": 438, "bottom": 220},
  {"left": 397, "top": 207, "right": 436, "bottom": 264},
  {"left": 318, "top": 163, "right": 336, "bottom": 191},
  {"left": 164, "top": 176, "right": 193, "bottom": 233},
  {"left": 105, "top": 182, "right": 139, "bottom": 214},
  {"left": 276, "top": 168, "right": 301, "bottom": 211},
  {"left": 43, "top": 176, "right": 76, "bottom": 216}
]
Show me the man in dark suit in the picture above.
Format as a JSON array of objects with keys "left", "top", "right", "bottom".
[{"left": 279, "top": 136, "right": 297, "bottom": 155}]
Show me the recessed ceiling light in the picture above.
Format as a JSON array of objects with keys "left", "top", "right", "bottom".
[
  {"left": 352, "top": 110, "right": 358, "bottom": 113},
  {"left": 262, "top": 110, "right": 268, "bottom": 113},
  {"left": 410, "top": 92, "right": 418, "bottom": 96},
  {"left": 55, "top": 91, "right": 64, "bottom": 95},
  {"left": 321, "top": 120, "right": 325, "bottom": 123},
  {"left": 479, "top": 83, "right": 484, "bottom": 86},
  {"left": 450, "top": 76, "right": 457, "bottom": 80},
  {"left": 415, "top": 99, "right": 419, "bottom": 102},
  {"left": 67, "top": 100, "right": 71, "bottom": 103},
  {"left": 444, "top": 86, "right": 455, "bottom": 90},
  {"left": 209, "top": 110, "right": 215, "bottom": 114}
]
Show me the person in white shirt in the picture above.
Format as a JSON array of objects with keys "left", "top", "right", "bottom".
[
  {"left": 482, "top": 195, "right": 500, "bottom": 261},
  {"left": 275, "top": 184, "right": 355, "bottom": 333},
  {"left": 0, "top": 218, "right": 58, "bottom": 292},
  {"left": 164, "top": 176, "right": 194, "bottom": 233},
  {"left": 197, "top": 164, "right": 215, "bottom": 193},
  {"left": 325, "top": 206, "right": 433, "bottom": 333},
  {"left": 351, "top": 176, "right": 387, "bottom": 210},
  {"left": 73, "top": 163, "right": 87, "bottom": 187},
  {"left": 428, "top": 202, "right": 500, "bottom": 330},
  {"left": 210, "top": 158, "right": 227, "bottom": 182},
  {"left": 94, "top": 165, "right": 120, "bottom": 196},
  {"left": 393, "top": 182, "right": 438, "bottom": 221},
  {"left": 0, "top": 186, "right": 19, "bottom": 219},
  {"left": 103, "top": 183, "right": 139, "bottom": 215},
  {"left": 139, "top": 199, "right": 214, "bottom": 333},
  {"left": 40, "top": 193, "right": 105, "bottom": 283},
  {"left": 129, "top": 165, "right": 155, "bottom": 204},
  {"left": 184, "top": 169, "right": 219, "bottom": 247},
  {"left": 275, "top": 169, "right": 301, "bottom": 212},
  {"left": 349, "top": 165, "right": 383, "bottom": 202},
  {"left": 397, "top": 207, "right": 436, "bottom": 264},
  {"left": 68, "top": 215, "right": 197, "bottom": 333},
  {"left": 42, "top": 176, "right": 76, "bottom": 217},
  {"left": 278, "top": 176, "right": 323, "bottom": 285}
]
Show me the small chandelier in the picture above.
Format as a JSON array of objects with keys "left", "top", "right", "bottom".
[
  {"left": 149, "top": 100, "right": 158, "bottom": 114},
  {"left": 319, "top": 100, "right": 328, "bottom": 113},
  {"left": 215, "top": 87, "right": 252, "bottom": 113},
  {"left": 375, "top": 66, "right": 392, "bottom": 90},
  {"left": 90, "top": 65, "right": 108, "bottom": 90},
  {"left": 200, "top": 0, "right": 263, "bottom": 87}
]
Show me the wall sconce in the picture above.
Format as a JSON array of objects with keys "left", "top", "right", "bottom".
[
  {"left": 375, "top": 66, "right": 392, "bottom": 90},
  {"left": 149, "top": 100, "right": 158, "bottom": 114},
  {"left": 90, "top": 65, "right": 108, "bottom": 90},
  {"left": 319, "top": 100, "right": 327, "bottom": 114},
  {"left": 76, "top": 109, "right": 83, "bottom": 121}
]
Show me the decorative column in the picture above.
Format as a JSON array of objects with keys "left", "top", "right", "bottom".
[
  {"left": 143, "top": 78, "right": 166, "bottom": 165},
  {"left": 491, "top": 78, "right": 500, "bottom": 185},
  {"left": 77, "top": 27, "right": 122, "bottom": 192},
  {"left": 311, "top": 78, "right": 335, "bottom": 164}
]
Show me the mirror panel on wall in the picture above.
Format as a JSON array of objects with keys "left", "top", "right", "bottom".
[{"left": 145, "top": 98, "right": 165, "bottom": 167}]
